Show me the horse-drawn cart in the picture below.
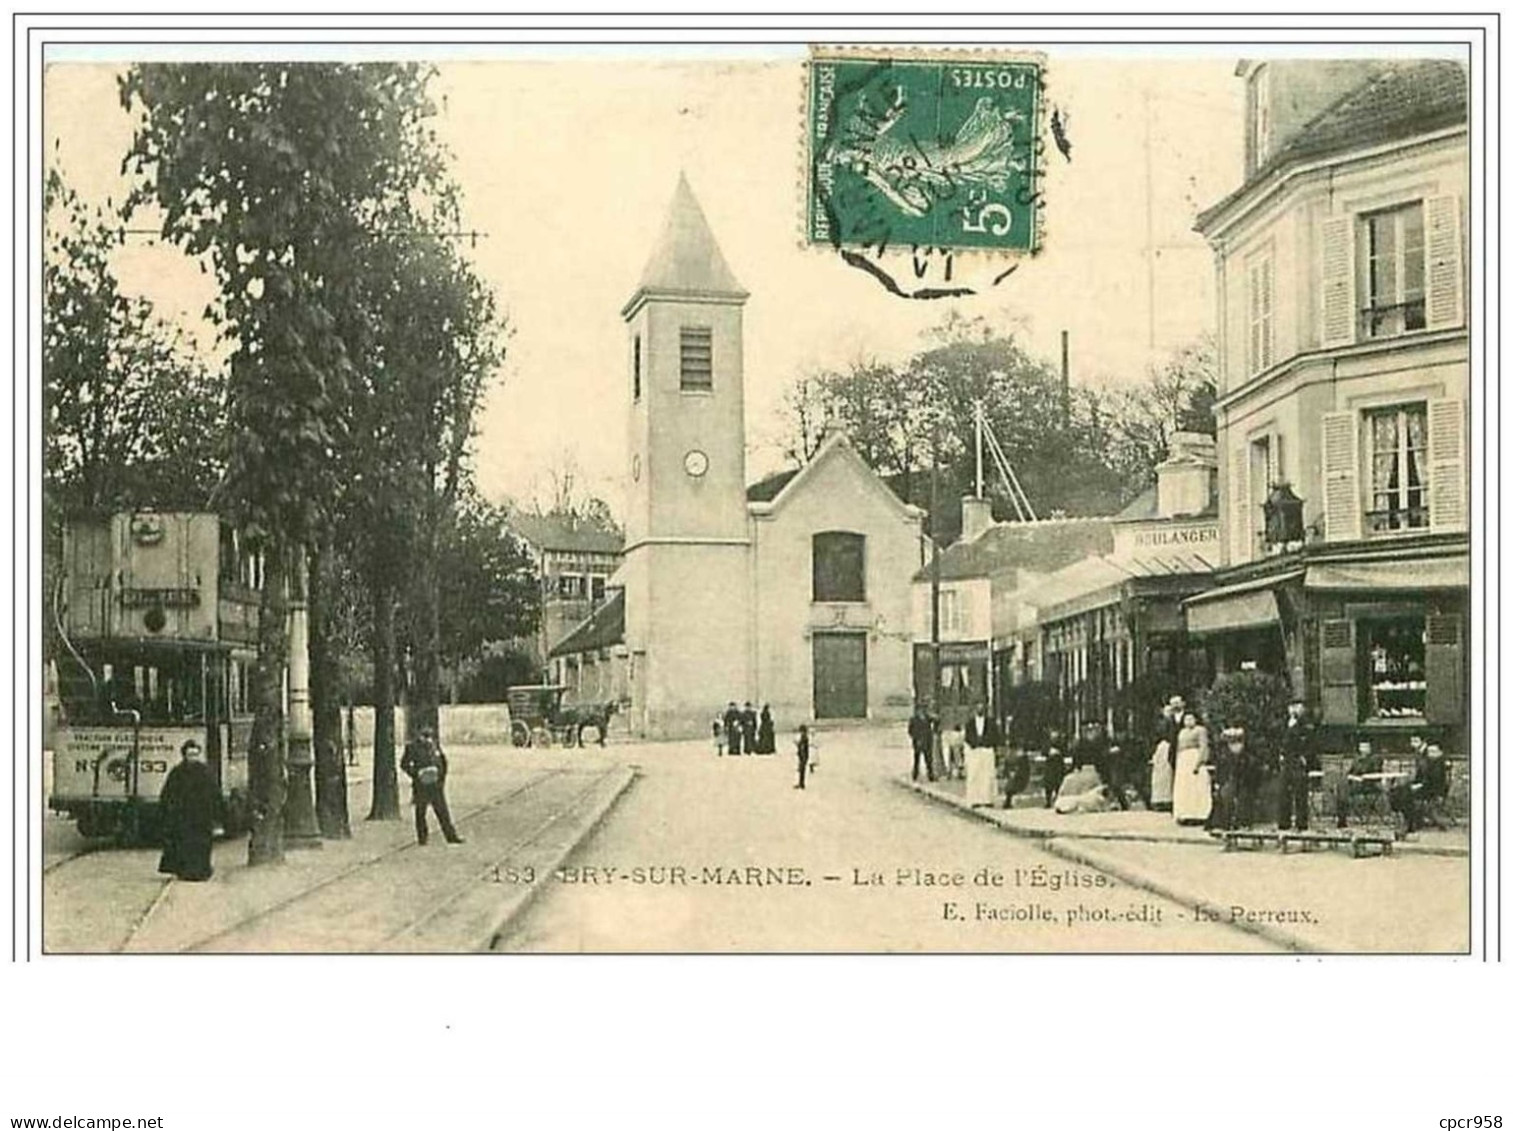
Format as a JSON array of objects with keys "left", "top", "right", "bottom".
[
  {"left": 506, "top": 684, "right": 571, "bottom": 747},
  {"left": 505, "top": 685, "right": 618, "bottom": 748}
]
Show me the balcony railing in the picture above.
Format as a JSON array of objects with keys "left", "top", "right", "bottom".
[
  {"left": 1366, "top": 506, "right": 1429, "bottom": 534},
  {"left": 1359, "top": 299, "right": 1426, "bottom": 340}
]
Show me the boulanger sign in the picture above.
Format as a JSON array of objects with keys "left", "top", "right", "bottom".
[{"left": 1114, "top": 522, "right": 1220, "bottom": 556}]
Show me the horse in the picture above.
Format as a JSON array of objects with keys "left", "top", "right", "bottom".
[{"left": 553, "top": 700, "right": 619, "bottom": 747}]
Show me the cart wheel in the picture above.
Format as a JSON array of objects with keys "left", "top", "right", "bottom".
[
  {"left": 510, "top": 720, "right": 531, "bottom": 747},
  {"left": 531, "top": 726, "right": 552, "bottom": 748}
]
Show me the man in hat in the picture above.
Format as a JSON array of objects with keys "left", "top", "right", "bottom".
[
  {"left": 401, "top": 725, "right": 464, "bottom": 845},
  {"left": 908, "top": 703, "right": 936, "bottom": 783},
  {"left": 1276, "top": 699, "right": 1319, "bottom": 831}
]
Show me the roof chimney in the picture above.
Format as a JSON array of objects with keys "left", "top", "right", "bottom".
[
  {"left": 1156, "top": 431, "right": 1218, "bottom": 519},
  {"left": 960, "top": 495, "right": 993, "bottom": 543}
]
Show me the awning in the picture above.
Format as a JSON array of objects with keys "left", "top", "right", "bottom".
[
  {"left": 1305, "top": 556, "right": 1468, "bottom": 592},
  {"left": 1021, "top": 556, "right": 1132, "bottom": 623},
  {"left": 1187, "top": 588, "right": 1280, "bottom": 635}
]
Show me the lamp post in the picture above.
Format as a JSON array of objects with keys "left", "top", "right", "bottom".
[{"left": 284, "top": 546, "right": 322, "bottom": 848}]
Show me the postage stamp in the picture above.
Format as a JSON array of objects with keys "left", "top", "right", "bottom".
[{"left": 807, "top": 50, "right": 1045, "bottom": 255}]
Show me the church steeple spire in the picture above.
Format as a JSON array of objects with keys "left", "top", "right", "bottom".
[{"left": 622, "top": 173, "right": 748, "bottom": 318}]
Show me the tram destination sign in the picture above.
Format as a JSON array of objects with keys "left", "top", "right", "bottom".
[{"left": 119, "top": 587, "right": 201, "bottom": 609}]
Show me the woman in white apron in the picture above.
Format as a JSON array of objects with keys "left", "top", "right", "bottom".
[
  {"left": 963, "top": 708, "right": 1001, "bottom": 807},
  {"left": 1171, "top": 712, "right": 1212, "bottom": 825}
]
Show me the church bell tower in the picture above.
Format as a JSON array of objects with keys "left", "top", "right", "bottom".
[{"left": 621, "top": 175, "right": 751, "bottom": 738}]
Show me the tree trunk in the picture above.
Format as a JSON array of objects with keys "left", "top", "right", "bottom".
[
  {"left": 366, "top": 574, "right": 401, "bottom": 821},
  {"left": 309, "top": 536, "right": 350, "bottom": 839},
  {"left": 247, "top": 543, "right": 290, "bottom": 867},
  {"left": 411, "top": 529, "right": 443, "bottom": 743}
]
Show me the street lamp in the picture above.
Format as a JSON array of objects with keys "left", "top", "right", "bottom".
[{"left": 284, "top": 546, "right": 322, "bottom": 848}]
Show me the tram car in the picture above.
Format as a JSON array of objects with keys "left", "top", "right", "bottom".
[{"left": 49, "top": 510, "right": 264, "bottom": 842}]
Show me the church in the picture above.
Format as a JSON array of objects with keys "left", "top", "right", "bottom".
[{"left": 549, "top": 176, "right": 925, "bottom": 739}]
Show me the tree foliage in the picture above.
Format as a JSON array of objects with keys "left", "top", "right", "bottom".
[
  {"left": 1099, "top": 336, "right": 1218, "bottom": 495},
  {"left": 436, "top": 492, "right": 541, "bottom": 671},
  {"left": 120, "top": 62, "right": 462, "bottom": 862},
  {"left": 43, "top": 168, "right": 225, "bottom": 517},
  {"left": 781, "top": 321, "right": 1218, "bottom": 539}
]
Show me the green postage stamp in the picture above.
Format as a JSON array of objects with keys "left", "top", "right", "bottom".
[{"left": 807, "top": 50, "right": 1044, "bottom": 255}]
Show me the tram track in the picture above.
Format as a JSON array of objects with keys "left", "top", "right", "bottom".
[
  {"left": 379, "top": 768, "right": 619, "bottom": 949},
  {"left": 178, "top": 768, "right": 572, "bottom": 953}
]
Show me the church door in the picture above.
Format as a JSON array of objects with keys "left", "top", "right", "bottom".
[{"left": 813, "top": 633, "right": 867, "bottom": 719}]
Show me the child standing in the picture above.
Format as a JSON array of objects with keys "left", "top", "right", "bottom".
[
  {"left": 712, "top": 716, "right": 726, "bottom": 757},
  {"left": 794, "top": 725, "right": 811, "bottom": 789}
]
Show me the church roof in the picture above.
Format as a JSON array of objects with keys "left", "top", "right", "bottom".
[
  {"left": 745, "top": 432, "right": 923, "bottom": 522},
  {"left": 624, "top": 174, "right": 748, "bottom": 315},
  {"left": 745, "top": 468, "right": 801, "bottom": 503}
]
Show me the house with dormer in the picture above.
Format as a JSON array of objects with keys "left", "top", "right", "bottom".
[{"left": 1191, "top": 59, "right": 1468, "bottom": 751}]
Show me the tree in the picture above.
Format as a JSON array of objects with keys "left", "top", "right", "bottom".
[
  {"left": 437, "top": 492, "right": 541, "bottom": 678},
  {"left": 1100, "top": 336, "right": 1219, "bottom": 493},
  {"left": 781, "top": 321, "right": 1131, "bottom": 538},
  {"left": 122, "top": 62, "right": 456, "bottom": 864},
  {"left": 43, "top": 168, "right": 226, "bottom": 514}
]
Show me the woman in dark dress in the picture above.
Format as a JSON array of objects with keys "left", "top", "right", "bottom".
[
  {"left": 756, "top": 705, "right": 776, "bottom": 754},
  {"left": 157, "top": 738, "right": 220, "bottom": 881}
]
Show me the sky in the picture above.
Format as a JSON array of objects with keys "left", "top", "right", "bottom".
[{"left": 43, "top": 50, "right": 1245, "bottom": 518}]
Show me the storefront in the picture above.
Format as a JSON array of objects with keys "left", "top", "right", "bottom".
[
  {"left": 1031, "top": 555, "right": 1215, "bottom": 742},
  {"left": 1185, "top": 547, "right": 1468, "bottom": 751}
]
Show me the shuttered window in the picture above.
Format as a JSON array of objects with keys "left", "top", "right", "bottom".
[
  {"left": 1427, "top": 398, "right": 1467, "bottom": 533},
  {"left": 679, "top": 327, "right": 713, "bottom": 391},
  {"left": 1246, "top": 251, "right": 1274, "bottom": 375},
  {"left": 1320, "top": 215, "right": 1355, "bottom": 347},
  {"left": 1320, "top": 412, "right": 1362, "bottom": 542}
]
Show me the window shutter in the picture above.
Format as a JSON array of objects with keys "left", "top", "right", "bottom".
[
  {"left": 1320, "top": 214, "right": 1355, "bottom": 347},
  {"left": 1319, "top": 618, "right": 1357, "bottom": 726},
  {"left": 1260, "top": 256, "right": 1275, "bottom": 369},
  {"left": 1321, "top": 411, "right": 1361, "bottom": 542},
  {"left": 1424, "top": 194, "right": 1463, "bottom": 330},
  {"left": 1424, "top": 614, "right": 1465, "bottom": 726},
  {"left": 1230, "top": 443, "right": 1251, "bottom": 564},
  {"left": 1427, "top": 398, "right": 1467, "bottom": 533}
]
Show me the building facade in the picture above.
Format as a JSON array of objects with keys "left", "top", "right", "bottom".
[
  {"left": 909, "top": 497, "right": 1114, "bottom": 726},
  {"left": 1020, "top": 433, "right": 1221, "bottom": 742},
  {"left": 1192, "top": 59, "right": 1469, "bottom": 751},
  {"left": 506, "top": 512, "right": 623, "bottom": 668},
  {"left": 554, "top": 175, "right": 925, "bottom": 738}
]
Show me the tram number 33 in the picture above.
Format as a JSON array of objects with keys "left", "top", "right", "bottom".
[{"left": 72, "top": 758, "right": 169, "bottom": 774}]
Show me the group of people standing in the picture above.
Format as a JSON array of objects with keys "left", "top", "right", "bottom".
[
  {"left": 714, "top": 702, "right": 776, "bottom": 756},
  {"left": 1146, "top": 694, "right": 1318, "bottom": 830},
  {"left": 909, "top": 703, "right": 1018, "bottom": 808}
]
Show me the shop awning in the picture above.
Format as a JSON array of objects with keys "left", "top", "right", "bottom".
[
  {"left": 1182, "top": 569, "right": 1301, "bottom": 636},
  {"left": 1186, "top": 588, "right": 1281, "bottom": 635},
  {"left": 1305, "top": 556, "right": 1468, "bottom": 592}
]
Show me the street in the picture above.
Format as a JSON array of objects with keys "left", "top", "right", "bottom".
[
  {"left": 499, "top": 728, "right": 1275, "bottom": 953},
  {"left": 42, "top": 725, "right": 1468, "bottom": 953}
]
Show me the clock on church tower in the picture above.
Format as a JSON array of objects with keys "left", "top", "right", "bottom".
[{"left": 619, "top": 174, "right": 753, "bottom": 738}]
